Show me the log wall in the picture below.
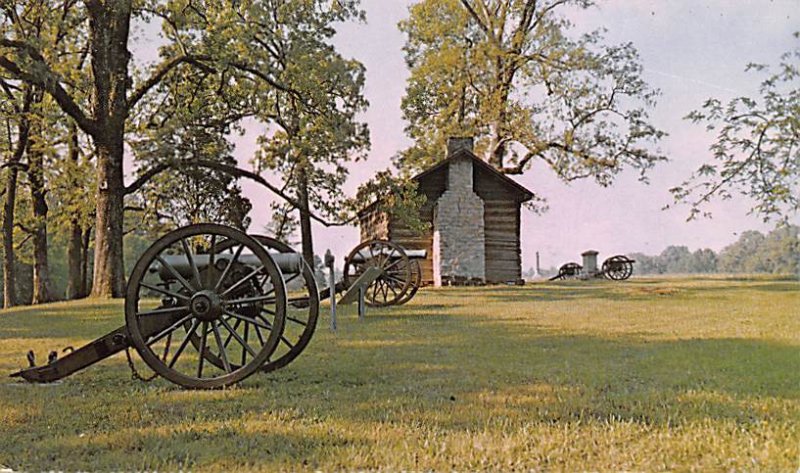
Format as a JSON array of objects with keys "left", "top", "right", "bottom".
[
  {"left": 474, "top": 165, "right": 523, "bottom": 284},
  {"left": 359, "top": 159, "right": 526, "bottom": 286}
]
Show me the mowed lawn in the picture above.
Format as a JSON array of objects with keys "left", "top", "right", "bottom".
[{"left": 0, "top": 276, "right": 798, "bottom": 471}]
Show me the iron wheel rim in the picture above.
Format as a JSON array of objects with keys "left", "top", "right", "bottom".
[{"left": 125, "top": 224, "right": 287, "bottom": 389}]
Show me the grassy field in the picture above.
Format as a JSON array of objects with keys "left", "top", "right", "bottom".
[{"left": 0, "top": 276, "right": 798, "bottom": 471}]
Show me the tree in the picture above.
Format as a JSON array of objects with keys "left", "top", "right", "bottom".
[
  {"left": 1, "top": 0, "right": 143, "bottom": 296},
  {"left": 3, "top": 1, "right": 314, "bottom": 296},
  {"left": 398, "top": 0, "right": 665, "bottom": 189},
  {"left": 627, "top": 252, "right": 664, "bottom": 275},
  {"left": 1, "top": 82, "right": 32, "bottom": 308},
  {"left": 760, "top": 225, "right": 799, "bottom": 275},
  {"left": 690, "top": 248, "right": 718, "bottom": 273},
  {"left": 24, "top": 91, "right": 57, "bottom": 303},
  {"left": 244, "top": 0, "right": 370, "bottom": 265},
  {"left": 57, "top": 122, "right": 95, "bottom": 299},
  {"left": 129, "top": 66, "right": 253, "bottom": 231},
  {"left": 671, "top": 32, "right": 799, "bottom": 221},
  {"left": 659, "top": 245, "right": 692, "bottom": 274},
  {"left": 718, "top": 230, "right": 769, "bottom": 273}
]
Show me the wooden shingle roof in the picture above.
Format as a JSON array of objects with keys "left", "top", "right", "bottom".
[{"left": 412, "top": 148, "right": 534, "bottom": 202}]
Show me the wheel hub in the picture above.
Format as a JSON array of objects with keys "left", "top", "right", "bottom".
[{"left": 190, "top": 290, "right": 223, "bottom": 321}]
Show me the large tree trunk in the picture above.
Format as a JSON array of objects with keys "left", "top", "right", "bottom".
[
  {"left": 297, "top": 165, "right": 314, "bottom": 267},
  {"left": 487, "top": 91, "right": 510, "bottom": 169},
  {"left": 91, "top": 136, "right": 126, "bottom": 297},
  {"left": 487, "top": 60, "right": 514, "bottom": 170},
  {"left": 27, "top": 119, "right": 55, "bottom": 304},
  {"left": 86, "top": 0, "right": 132, "bottom": 298},
  {"left": 2, "top": 91, "right": 33, "bottom": 308}
]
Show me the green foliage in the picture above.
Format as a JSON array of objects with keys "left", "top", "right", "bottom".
[
  {"left": 264, "top": 201, "right": 300, "bottom": 246},
  {"left": 629, "top": 246, "right": 718, "bottom": 275},
  {"left": 134, "top": 0, "right": 370, "bottom": 241},
  {"left": 630, "top": 225, "right": 799, "bottom": 275},
  {"left": 718, "top": 226, "right": 799, "bottom": 275},
  {"left": 717, "top": 231, "right": 768, "bottom": 273},
  {"left": 350, "top": 170, "right": 430, "bottom": 235},
  {"left": 671, "top": 32, "right": 800, "bottom": 221},
  {"left": 398, "top": 0, "right": 666, "bottom": 188},
  {"left": 241, "top": 0, "right": 370, "bottom": 229}
]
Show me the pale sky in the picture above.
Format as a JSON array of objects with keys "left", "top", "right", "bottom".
[{"left": 136, "top": 1, "right": 799, "bottom": 270}]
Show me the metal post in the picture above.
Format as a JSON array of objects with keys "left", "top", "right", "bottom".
[
  {"left": 358, "top": 285, "right": 366, "bottom": 320},
  {"left": 325, "top": 249, "right": 336, "bottom": 331}
]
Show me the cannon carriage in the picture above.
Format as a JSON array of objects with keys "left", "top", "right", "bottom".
[
  {"left": 11, "top": 224, "right": 425, "bottom": 390},
  {"left": 549, "top": 250, "right": 635, "bottom": 281}
]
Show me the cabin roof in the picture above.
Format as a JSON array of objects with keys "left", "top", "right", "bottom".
[
  {"left": 412, "top": 148, "right": 534, "bottom": 201},
  {"left": 358, "top": 148, "right": 535, "bottom": 217}
]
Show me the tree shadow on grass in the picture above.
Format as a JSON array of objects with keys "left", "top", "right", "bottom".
[
  {"left": 1, "top": 285, "right": 798, "bottom": 470},
  {"left": 0, "top": 300, "right": 121, "bottom": 340},
  {"left": 317, "top": 322, "right": 800, "bottom": 439}
]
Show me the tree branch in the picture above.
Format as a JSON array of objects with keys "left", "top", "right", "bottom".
[
  {"left": 127, "top": 54, "right": 211, "bottom": 108},
  {"left": 459, "top": 0, "right": 490, "bottom": 36},
  {"left": 124, "top": 159, "right": 356, "bottom": 227},
  {"left": 0, "top": 40, "right": 96, "bottom": 136}
]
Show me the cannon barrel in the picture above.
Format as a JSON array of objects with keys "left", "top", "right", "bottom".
[
  {"left": 153, "top": 252, "right": 304, "bottom": 281},
  {"left": 349, "top": 248, "right": 427, "bottom": 263}
]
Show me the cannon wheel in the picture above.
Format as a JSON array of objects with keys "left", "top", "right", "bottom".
[
  {"left": 602, "top": 255, "right": 634, "bottom": 281},
  {"left": 394, "top": 259, "right": 421, "bottom": 306},
  {"left": 125, "top": 224, "right": 287, "bottom": 389},
  {"left": 212, "top": 235, "right": 319, "bottom": 373},
  {"left": 559, "top": 262, "right": 583, "bottom": 279},
  {"left": 343, "top": 240, "right": 412, "bottom": 307},
  {"left": 550, "top": 262, "right": 582, "bottom": 280}
]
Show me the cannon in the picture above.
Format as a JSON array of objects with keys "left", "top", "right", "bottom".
[
  {"left": 10, "top": 225, "right": 425, "bottom": 389},
  {"left": 343, "top": 239, "right": 425, "bottom": 307},
  {"left": 549, "top": 250, "right": 635, "bottom": 281}
]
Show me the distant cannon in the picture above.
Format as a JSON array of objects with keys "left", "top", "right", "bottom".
[{"left": 550, "top": 250, "right": 635, "bottom": 281}]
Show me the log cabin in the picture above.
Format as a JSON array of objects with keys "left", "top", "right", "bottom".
[{"left": 358, "top": 137, "right": 534, "bottom": 286}]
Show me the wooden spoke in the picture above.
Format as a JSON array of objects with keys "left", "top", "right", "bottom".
[
  {"left": 220, "top": 265, "right": 264, "bottom": 297},
  {"left": 223, "top": 294, "right": 277, "bottom": 306},
  {"left": 147, "top": 313, "right": 194, "bottom": 346},
  {"left": 219, "top": 317, "right": 259, "bottom": 359},
  {"left": 241, "top": 322, "right": 250, "bottom": 366},
  {"left": 197, "top": 320, "right": 209, "bottom": 378},
  {"left": 137, "top": 306, "right": 190, "bottom": 318},
  {"left": 280, "top": 335, "right": 295, "bottom": 350},
  {"left": 139, "top": 282, "right": 191, "bottom": 302},
  {"left": 206, "top": 234, "right": 217, "bottom": 287},
  {"left": 222, "top": 317, "right": 242, "bottom": 349},
  {"left": 213, "top": 244, "right": 245, "bottom": 292},
  {"left": 211, "top": 322, "right": 232, "bottom": 373},
  {"left": 156, "top": 255, "right": 196, "bottom": 293},
  {"left": 181, "top": 238, "right": 202, "bottom": 288},
  {"left": 287, "top": 316, "right": 308, "bottom": 326},
  {"left": 224, "top": 310, "right": 272, "bottom": 331},
  {"left": 168, "top": 319, "right": 199, "bottom": 368}
]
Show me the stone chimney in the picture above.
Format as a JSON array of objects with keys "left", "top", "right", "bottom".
[
  {"left": 446, "top": 137, "right": 474, "bottom": 156},
  {"left": 432, "top": 139, "right": 485, "bottom": 285}
]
